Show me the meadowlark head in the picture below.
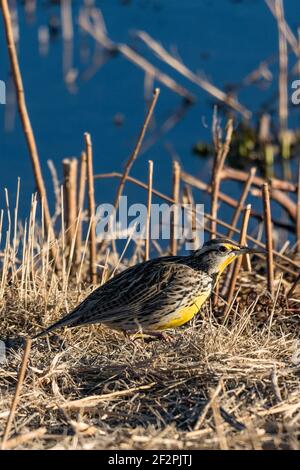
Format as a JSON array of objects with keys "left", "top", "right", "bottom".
[{"left": 191, "top": 238, "right": 265, "bottom": 276}]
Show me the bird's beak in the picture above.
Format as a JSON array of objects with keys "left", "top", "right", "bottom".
[{"left": 236, "top": 246, "right": 266, "bottom": 255}]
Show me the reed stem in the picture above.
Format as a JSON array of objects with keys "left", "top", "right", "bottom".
[
  {"left": 225, "top": 204, "right": 251, "bottom": 315},
  {"left": 170, "top": 160, "right": 181, "bottom": 256},
  {"left": 76, "top": 151, "right": 87, "bottom": 264},
  {"left": 63, "top": 158, "right": 78, "bottom": 251},
  {"left": 262, "top": 183, "right": 274, "bottom": 296},
  {"left": 2, "top": 339, "right": 32, "bottom": 448},
  {"left": 145, "top": 160, "right": 153, "bottom": 261},
  {"left": 1, "top": 0, "right": 59, "bottom": 269},
  {"left": 85, "top": 133, "right": 97, "bottom": 285}
]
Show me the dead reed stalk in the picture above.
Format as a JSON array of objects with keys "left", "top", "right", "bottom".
[
  {"left": 211, "top": 118, "right": 234, "bottom": 239},
  {"left": 265, "top": 0, "right": 300, "bottom": 58},
  {"left": 262, "top": 183, "right": 274, "bottom": 296},
  {"left": 97, "top": 88, "right": 160, "bottom": 255},
  {"left": 275, "top": 0, "right": 288, "bottom": 134},
  {"left": 85, "top": 133, "right": 97, "bottom": 284},
  {"left": 2, "top": 339, "right": 32, "bottom": 449},
  {"left": 79, "top": 12, "right": 193, "bottom": 102},
  {"left": 227, "top": 168, "right": 256, "bottom": 238},
  {"left": 183, "top": 185, "right": 198, "bottom": 250},
  {"left": 76, "top": 151, "right": 87, "bottom": 264},
  {"left": 221, "top": 166, "right": 296, "bottom": 193},
  {"left": 113, "top": 88, "right": 160, "bottom": 210},
  {"left": 0, "top": 0, "right": 59, "bottom": 269},
  {"left": 63, "top": 158, "right": 78, "bottom": 249},
  {"left": 225, "top": 205, "right": 251, "bottom": 314},
  {"left": 61, "top": 0, "right": 73, "bottom": 41},
  {"left": 210, "top": 117, "right": 233, "bottom": 306},
  {"left": 145, "top": 160, "right": 153, "bottom": 261},
  {"left": 248, "top": 186, "right": 296, "bottom": 222},
  {"left": 134, "top": 30, "right": 251, "bottom": 119},
  {"left": 170, "top": 160, "right": 181, "bottom": 256}
]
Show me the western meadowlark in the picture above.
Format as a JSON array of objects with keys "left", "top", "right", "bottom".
[{"left": 33, "top": 238, "right": 264, "bottom": 340}]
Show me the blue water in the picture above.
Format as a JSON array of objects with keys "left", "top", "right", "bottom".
[{"left": 0, "top": 0, "right": 299, "bottom": 237}]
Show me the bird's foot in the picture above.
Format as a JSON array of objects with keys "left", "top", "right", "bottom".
[{"left": 124, "top": 330, "right": 174, "bottom": 343}]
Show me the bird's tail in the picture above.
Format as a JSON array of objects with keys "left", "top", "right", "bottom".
[{"left": 32, "top": 311, "right": 80, "bottom": 340}]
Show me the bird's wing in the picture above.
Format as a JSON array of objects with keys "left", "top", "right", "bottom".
[{"left": 81, "top": 262, "right": 200, "bottom": 327}]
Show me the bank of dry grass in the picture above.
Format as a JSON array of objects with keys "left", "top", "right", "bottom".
[
  {"left": 0, "top": 170, "right": 299, "bottom": 450},
  {"left": 1, "top": 240, "right": 300, "bottom": 450}
]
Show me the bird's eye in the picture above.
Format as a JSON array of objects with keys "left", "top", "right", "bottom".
[{"left": 218, "top": 246, "right": 227, "bottom": 253}]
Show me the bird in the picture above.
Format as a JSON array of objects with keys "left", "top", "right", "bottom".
[{"left": 33, "top": 238, "right": 265, "bottom": 340}]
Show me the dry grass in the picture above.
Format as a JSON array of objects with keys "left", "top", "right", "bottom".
[{"left": 0, "top": 199, "right": 300, "bottom": 450}]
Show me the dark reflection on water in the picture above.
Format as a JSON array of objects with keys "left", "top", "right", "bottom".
[{"left": 0, "top": 0, "right": 299, "bottom": 243}]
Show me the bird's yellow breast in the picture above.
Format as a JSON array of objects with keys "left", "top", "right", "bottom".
[{"left": 156, "top": 291, "right": 211, "bottom": 330}]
